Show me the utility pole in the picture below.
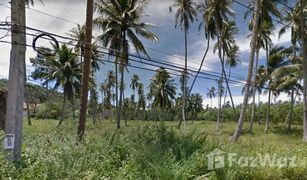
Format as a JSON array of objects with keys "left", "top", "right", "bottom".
[
  {"left": 4, "top": 0, "right": 26, "bottom": 161},
  {"left": 77, "top": 0, "right": 94, "bottom": 140},
  {"left": 301, "top": 0, "right": 307, "bottom": 142}
]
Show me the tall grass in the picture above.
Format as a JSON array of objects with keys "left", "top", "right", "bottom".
[{"left": 0, "top": 120, "right": 307, "bottom": 179}]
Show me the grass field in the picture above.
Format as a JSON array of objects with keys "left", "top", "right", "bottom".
[{"left": 1, "top": 119, "right": 307, "bottom": 179}]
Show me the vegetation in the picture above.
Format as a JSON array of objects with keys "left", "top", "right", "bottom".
[
  {"left": 2, "top": 0, "right": 307, "bottom": 178},
  {"left": 1, "top": 120, "right": 307, "bottom": 179}
]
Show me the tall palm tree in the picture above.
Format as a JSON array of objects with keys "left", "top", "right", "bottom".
[
  {"left": 300, "top": 0, "right": 307, "bottom": 142},
  {"left": 264, "top": 46, "right": 289, "bottom": 132},
  {"left": 270, "top": 58, "right": 303, "bottom": 132},
  {"left": 207, "top": 87, "right": 216, "bottom": 108},
  {"left": 189, "top": 2, "right": 217, "bottom": 95},
  {"left": 170, "top": 0, "right": 197, "bottom": 128},
  {"left": 199, "top": 0, "right": 236, "bottom": 127},
  {"left": 248, "top": 21, "right": 274, "bottom": 132},
  {"left": 244, "top": 0, "right": 286, "bottom": 132},
  {"left": 67, "top": 24, "right": 86, "bottom": 64},
  {"left": 278, "top": 2, "right": 301, "bottom": 132},
  {"left": 31, "top": 44, "right": 81, "bottom": 125},
  {"left": 130, "top": 74, "right": 140, "bottom": 120},
  {"left": 130, "top": 74, "right": 140, "bottom": 102},
  {"left": 148, "top": 67, "right": 177, "bottom": 110},
  {"left": 213, "top": 20, "right": 238, "bottom": 128},
  {"left": 105, "top": 70, "right": 116, "bottom": 120},
  {"left": 95, "top": 0, "right": 158, "bottom": 128},
  {"left": 188, "top": 93, "right": 203, "bottom": 120},
  {"left": 232, "top": 0, "right": 260, "bottom": 142},
  {"left": 88, "top": 44, "right": 103, "bottom": 124},
  {"left": 137, "top": 82, "right": 146, "bottom": 119}
]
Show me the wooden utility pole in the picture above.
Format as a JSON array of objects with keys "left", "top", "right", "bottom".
[
  {"left": 77, "top": 0, "right": 94, "bottom": 140},
  {"left": 301, "top": 0, "right": 307, "bottom": 142},
  {"left": 4, "top": 0, "right": 26, "bottom": 161}
]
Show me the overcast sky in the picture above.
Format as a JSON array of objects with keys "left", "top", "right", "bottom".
[{"left": 0, "top": 0, "right": 297, "bottom": 107}]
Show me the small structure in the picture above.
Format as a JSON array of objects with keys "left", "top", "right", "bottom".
[{"left": 0, "top": 90, "right": 7, "bottom": 130}]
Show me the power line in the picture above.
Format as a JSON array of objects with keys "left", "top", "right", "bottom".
[
  {"left": 0, "top": 39, "right": 300, "bottom": 98},
  {"left": 0, "top": 24, "right": 249, "bottom": 83},
  {"left": 0, "top": 3, "right": 248, "bottom": 80},
  {"left": 0, "top": 38, "right": 243, "bottom": 85},
  {"left": 232, "top": 0, "right": 288, "bottom": 27}
]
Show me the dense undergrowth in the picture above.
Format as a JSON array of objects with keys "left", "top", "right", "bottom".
[{"left": 0, "top": 120, "right": 307, "bottom": 179}]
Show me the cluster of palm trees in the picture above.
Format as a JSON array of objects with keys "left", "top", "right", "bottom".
[{"left": 28, "top": 0, "right": 307, "bottom": 142}]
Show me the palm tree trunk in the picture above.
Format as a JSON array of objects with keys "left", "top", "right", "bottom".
[
  {"left": 115, "top": 59, "right": 120, "bottom": 128},
  {"left": 249, "top": 46, "right": 260, "bottom": 133},
  {"left": 232, "top": 0, "right": 260, "bottom": 142},
  {"left": 217, "top": 77, "right": 222, "bottom": 130},
  {"left": 58, "top": 91, "right": 66, "bottom": 126},
  {"left": 178, "top": 37, "right": 212, "bottom": 124},
  {"left": 288, "top": 87, "right": 295, "bottom": 133},
  {"left": 118, "top": 70, "right": 124, "bottom": 125},
  {"left": 180, "top": 26, "right": 188, "bottom": 129},
  {"left": 301, "top": 0, "right": 307, "bottom": 141},
  {"left": 264, "top": 89, "right": 271, "bottom": 133},
  {"left": 258, "top": 92, "right": 261, "bottom": 124},
  {"left": 217, "top": 35, "right": 236, "bottom": 116},
  {"left": 221, "top": 61, "right": 236, "bottom": 115},
  {"left": 189, "top": 37, "right": 211, "bottom": 93},
  {"left": 123, "top": 86, "right": 128, "bottom": 127}
]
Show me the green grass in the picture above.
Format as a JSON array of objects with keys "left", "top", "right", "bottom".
[{"left": 1, "top": 119, "right": 307, "bottom": 179}]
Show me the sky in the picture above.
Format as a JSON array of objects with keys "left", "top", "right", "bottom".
[{"left": 0, "top": 0, "right": 297, "bottom": 107}]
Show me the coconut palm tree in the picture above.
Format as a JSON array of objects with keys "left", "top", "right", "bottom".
[
  {"left": 170, "top": 0, "right": 197, "bottom": 128},
  {"left": 232, "top": 0, "right": 260, "bottom": 142},
  {"left": 248, "top": 21, "right": 274, "bottom": 133},
  {"left": 188, "top": 93, "right": 203, "bottom": 120},
  {"left": 270, "top": 60, "right": 303, "bottom": 132},
  {"left": 207, "top": 87, "right": 216, "bottom": 108},
  {"left": 299, "top": 0, "right": 307, "bottom": 141},
  {"left": 199, "top": 0, "right": 236, "bottom": 127},
  {"left": 105, "top": 70, "right": 116, "bottom": 120},
  {"left": 137, "top": 82, "right": 146, "bottom": 119},
  {"left": 67, "top": 24, "right": 86, "bottom": 64},
  {"left": 31, "top": 44, "right": 82, "bottom": 125},
  {"left": 88, "top": 44, "right": 103, "bottom": 124},
  {"left": 148, "top": 67, "right": 177, "bottom": 110},
  {"left": 213, "top": 20, "right": 238, "bottom": 127},
  {"left": 278, "top": 2, "right": 302, "bottom": 132},
  {"left": 189, "top": 2, "right": 217, "bottom": 95},
  {"left": 244, "top": 0, "right": 286, "bottom": 132},
  {"left": 130, "top": 74, "right": 140, "bottom": 102},
  {"left": 253, "top": 46, "right": 290, "bottom": 132},
  {"left": 95, "top": 0, "right": 158, "bottom": 128}
]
